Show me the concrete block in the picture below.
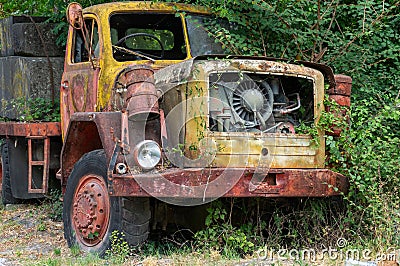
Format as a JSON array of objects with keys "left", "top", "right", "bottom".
[
  {"left": 0, "top": 16, "right": 64, "bottom": 57},
  {"left": 0, "top": 56, "right": 64, "bottom": 119}
]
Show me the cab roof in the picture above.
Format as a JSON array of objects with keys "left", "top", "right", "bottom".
[{"left": 83, "top": 1, "right": 210, "bottom": 16}]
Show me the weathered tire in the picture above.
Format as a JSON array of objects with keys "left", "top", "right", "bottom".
[
  {"left": 122, "top": 197, "right": 151, "bottom": 244},
  {"left": 63, "top": 149, "right": 150, "bottom": 255},
  {"left": 1, "top": 140, "right": 21, "bottom": 205}
]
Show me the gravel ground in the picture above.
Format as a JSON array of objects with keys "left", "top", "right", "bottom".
[
  {"left": 0, "top": 202, "right": 296, "bottom": 266},
  {"left": 0, "top": 203, "right": 70, "bottom": 265},
  {"left": 1, "top": 202, "right": 398, "bottom": 266}
]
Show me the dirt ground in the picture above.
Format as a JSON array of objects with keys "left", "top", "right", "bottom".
[
  {"left": 0, "top": 202, "right": 307, "bottom": 266},
  {"left": 1, "top": 202, "right": 398, "bottom": 266},
  {"left": 0, "top": 203, "right": 70, "bottom": 265},
  {"left": 0, "top": 202, "right": 250, "bottom": 266}
]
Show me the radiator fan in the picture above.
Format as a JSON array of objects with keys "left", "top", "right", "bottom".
[{"left": 232, "top": 80, "right": 274, "bottom": 126}]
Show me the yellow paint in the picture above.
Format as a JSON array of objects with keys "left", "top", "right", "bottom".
[
  {"left": 79, "top": 2, "right": 209, "bottom": 111},
  {"left": 63, "top": 2, "right": 327, "bottom": 170}
]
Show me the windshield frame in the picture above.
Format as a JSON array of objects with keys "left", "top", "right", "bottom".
[{"left": 108, "top": 11, "right": 189, "bottom": 63}]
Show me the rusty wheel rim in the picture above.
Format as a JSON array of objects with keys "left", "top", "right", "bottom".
[{"left": 71, "top": 174, "right": 110, "bottom": 247}]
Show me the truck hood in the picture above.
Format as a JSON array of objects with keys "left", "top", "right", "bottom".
[{"left": 154, "top": 55, "right": 335, "bottom": 95}]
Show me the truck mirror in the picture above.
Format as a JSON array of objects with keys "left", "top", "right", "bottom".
[{"left": 66, "top": 2, "right": 83, "bottom": 29}]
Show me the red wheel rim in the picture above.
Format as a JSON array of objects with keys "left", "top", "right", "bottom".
[{"left": 71, "top": 174, "right": 110, "bottom": 247}]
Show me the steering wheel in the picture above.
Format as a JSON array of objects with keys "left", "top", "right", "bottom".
[{"left": 114, "top": 33, "right": 165, "bottom": 60}]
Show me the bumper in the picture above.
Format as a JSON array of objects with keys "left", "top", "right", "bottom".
[{"left": 110, "top": 168, "right": 349, "bottom": 198}]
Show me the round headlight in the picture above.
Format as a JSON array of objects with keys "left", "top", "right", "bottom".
[{"left": 133, "top": 140, "right": 161, "bottom": 170}]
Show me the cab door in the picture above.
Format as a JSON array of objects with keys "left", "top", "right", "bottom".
[{"left": 60, "top": 15, "right": 101, "bottom": 138}]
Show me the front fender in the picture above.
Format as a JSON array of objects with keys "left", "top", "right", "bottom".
[{"left": 60, "top": 112, "right": 121, "bottom": 187}]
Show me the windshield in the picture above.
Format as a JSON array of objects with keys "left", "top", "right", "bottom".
[
  {"left": 110, "top": 13, "right": 187, "bottom": 61},
  {"left": 186, "top": 15, "right": 227, "bottom": 57}
]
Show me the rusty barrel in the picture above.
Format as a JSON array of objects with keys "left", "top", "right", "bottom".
[
  {"left": 326, "top": 74, "right": 352, "bottom": 136},
  {"left": 124, "top": 65, "right": 159, "bottom": 121}
]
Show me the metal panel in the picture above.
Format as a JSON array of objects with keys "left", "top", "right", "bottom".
[
  {"left": 110, "top": 168, "right": 348, "bottom": 198},
  {"left": 0, "top": 122, "right": 61, "bottom": 137}
]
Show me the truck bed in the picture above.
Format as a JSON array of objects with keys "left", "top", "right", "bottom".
[{"left": 0, "top": 121, "right": 61, "bottom": 137}]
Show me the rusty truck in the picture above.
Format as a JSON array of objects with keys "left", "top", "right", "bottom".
[{"left": 0, "top": 2, "right": 351, "bottom": 255}]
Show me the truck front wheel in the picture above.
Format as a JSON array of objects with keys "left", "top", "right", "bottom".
[{"left": 63, "top": 149, "right": 150, "bottom": 255}]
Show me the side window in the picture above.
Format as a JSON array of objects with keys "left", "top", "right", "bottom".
[{"left": 72, "top": 18, "right": 99, "bottom": 63}]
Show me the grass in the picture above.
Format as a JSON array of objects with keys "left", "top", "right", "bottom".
[
  {"left": 0, "top": 196, "right": 397, "bottom": 266},
  {"left": 0, "top": 199, "right": 248, "bottom": 265}
]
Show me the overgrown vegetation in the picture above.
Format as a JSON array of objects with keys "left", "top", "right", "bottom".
[
  {"left": 40, "top": 189, "right": 63, "bottom": 222},
  {"left": 192, "top": 198, "right": 349, "bottom": 258},
  {"left": 1, "top": 97, "right": 61, "bottom": 122},
  {"left": 194, "top": 200, "right": 256, "bottom": 257},
  {"left": 1, "top": 0, "right": 399, "bottom": 261},
  {"left": 104, "top": 231, "right": 131, "bottom": 264}
]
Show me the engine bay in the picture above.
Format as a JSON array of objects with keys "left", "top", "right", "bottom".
[{"left": 208, "top": 72, "right": 315, "bottom": 133}]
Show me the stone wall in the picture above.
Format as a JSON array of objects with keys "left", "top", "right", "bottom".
[
  {"left": 0, "top": 16, "right": 64, "bottom": 120},
  {"left": 0, "top": 16, "right": 64, "bottom": 57}
]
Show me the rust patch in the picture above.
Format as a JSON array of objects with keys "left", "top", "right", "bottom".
[
  {"left": 110, "top": 168, "right": 348, "bottom": 198},
  {"left": 60, "top": 112, "right": 122, "bottom": 188},
  {"left": 325, "top": 75, "right": 352, "bottom": 137},
  {"left": 326, "top": 74, "right": 352, "bottom": 136},
  {"left": 329, "top": 74, "right": 352, "bottom": 96},
  {"left": 258, "top": 62, "right": 272, "bottom": 71},
  {"left": 124, "top": 65, "right": 159, "bottom": 120},
  {"left": 72, "top": 173, "right": 110, "bottom": 246},
  {"left": 71, "top": 74, "right": 88, "bottom": 112},
  {"left": 61, "top": 121, "right": 102, "bottom": 187},
  {"left": 329, "top": 95, "right": 350, "bottom": 107},
  {"left": 0, "top": 122, "right": 61, "bottom": 137},
  {"left": 67, "top": 3, "right": 83, "bottom": 29}
]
